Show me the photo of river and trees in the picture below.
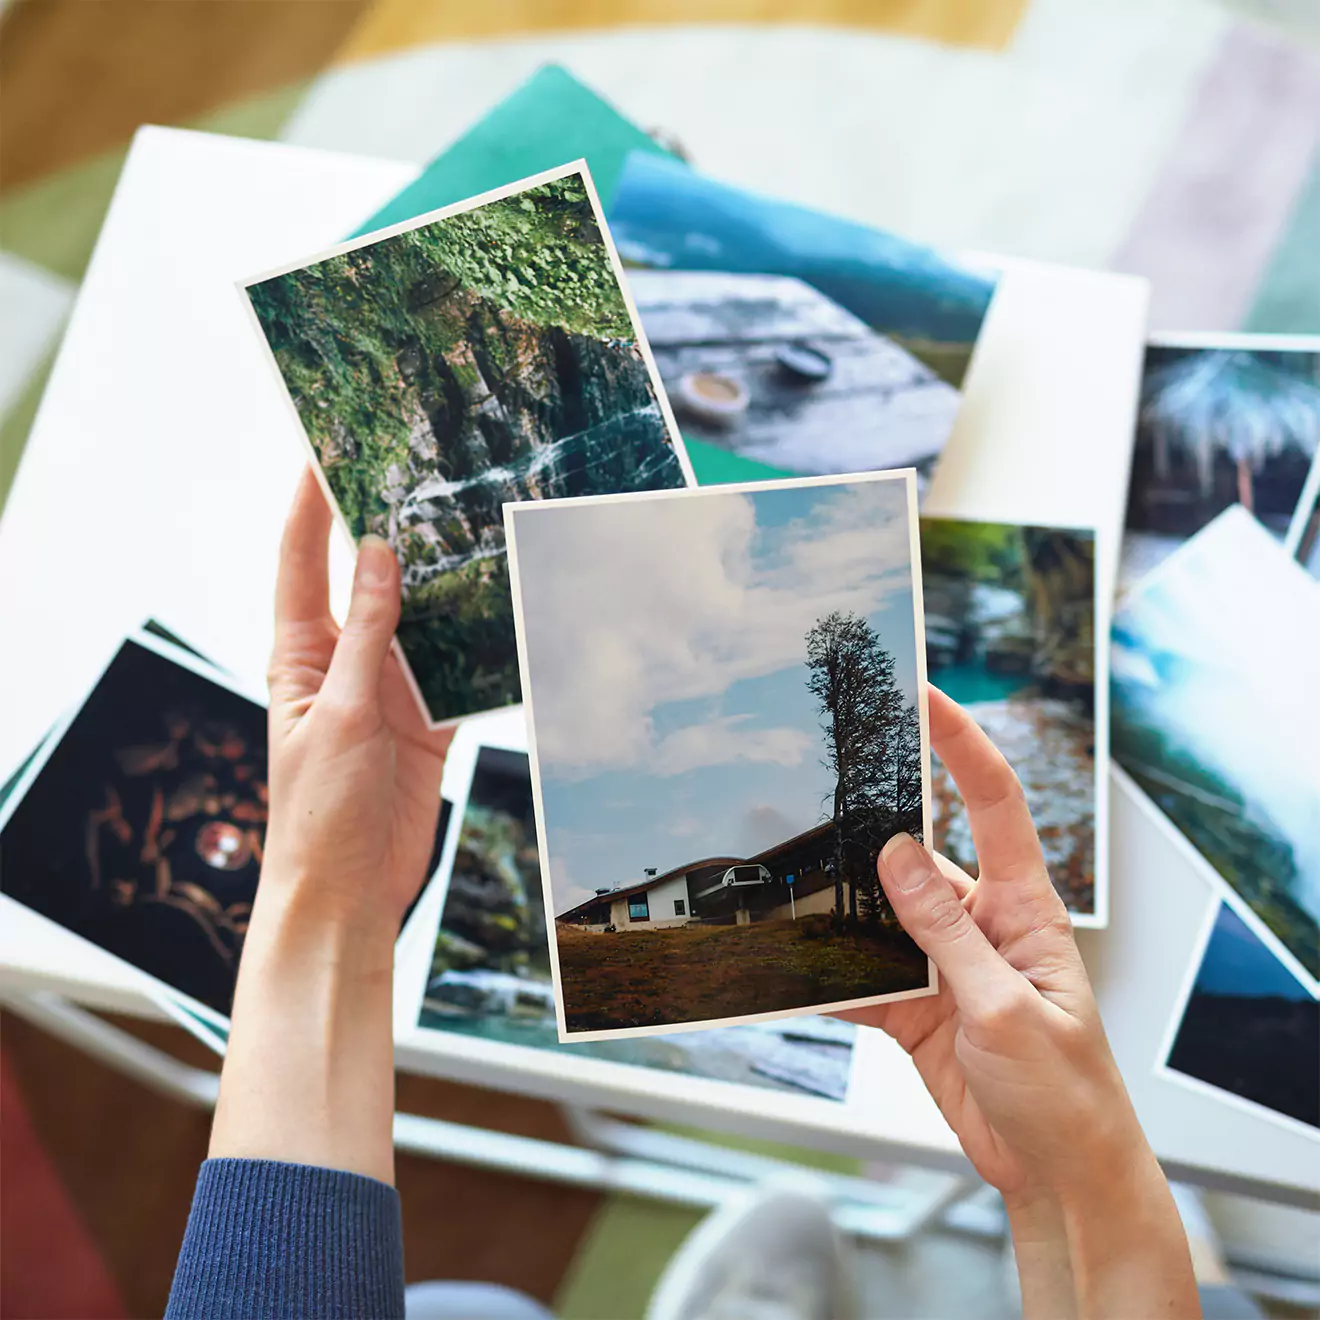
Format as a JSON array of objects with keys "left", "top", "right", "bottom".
[{"left": 920, "top": 517, "right": 1099, "bottom": 917}]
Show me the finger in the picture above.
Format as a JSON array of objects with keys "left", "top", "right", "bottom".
[
  {"left": 269, "top": 470, "right": 337, "bottom": 715},
  {"left": 321, "top": 536, "right": 401, "bottom": 711},
  {"left": 380, "top": 649, "right": 453, "bottom": 765},
  {"left": 928, "top": 686, "right": 1048, "bottom": 888},
  {"left": 932, "top": 849, "right": 975, "bottom": 901},
  {"left": 878, "top": 832, "right": 1011, "bottom": 1002},
  {"left": 275, "top": 468, "right": 333, "bottom": 631}
]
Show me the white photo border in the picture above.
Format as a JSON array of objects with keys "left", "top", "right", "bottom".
[
  {"left": 0, "top": 626, "right": 267, "bottom": 1037},
  {"left": 505, "top": 467, "right": 938, "bottom": 1043}
]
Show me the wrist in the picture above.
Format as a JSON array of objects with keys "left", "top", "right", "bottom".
[
  {"left": 1054, "top": 1140, "right": 1197, "bottom": 1319},
  {"left": 1003, "top": 1185, "right": 1075, "bottom": 1320},
  {"left": 250, "top": 859, "right": 400, "bottom": 959},
  {"left": 214, "top": 865, "right": 399, "bottom": 1185}
]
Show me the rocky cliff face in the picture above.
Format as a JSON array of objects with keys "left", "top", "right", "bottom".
[{"left": 363, "top": 293, "right": 680, "bottom": 594}]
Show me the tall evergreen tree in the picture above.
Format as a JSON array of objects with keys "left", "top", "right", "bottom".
[{"left": 805, "top": 611, "right": 906, "bottom": 929}]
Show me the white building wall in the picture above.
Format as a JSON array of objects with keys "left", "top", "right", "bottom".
[{"left": 610, "top": 873, "right": 692, "bottom": 929}]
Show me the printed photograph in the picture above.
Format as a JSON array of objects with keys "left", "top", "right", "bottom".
[
  {"left": 0, "top": 638, "right": 269, "bottom": 1016},
  {"left": 245, "top": 164, "right": 691, "bottom": 727},
  {"left": 1121, "top": 339, "right": 1320, "bottom": 592},
  {"left": 419, "top": 746, "right": 857, "bottom": 1099},
  {"left": 608, "top": 150, "right": 997, "bottom": 481},
  {"left": 1165, "top": 904, "right": 1318, "bottom": 1131},
  {"left": 1111, "top": 507, "right": 1320, "bottom": 989},
  {"left": 921, "top": 518, "right": 1100, "bottom": 918},
  {"left": 1286, "top": 454, "right": 1320, "bottom": 580},
  {"left": 508, "top": 473, "right": 935, "bottom": 1038}
]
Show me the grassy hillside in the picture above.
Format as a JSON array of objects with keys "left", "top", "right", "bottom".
[{"left": 557, "top": 916, "right": 927, "bottom": 1032}]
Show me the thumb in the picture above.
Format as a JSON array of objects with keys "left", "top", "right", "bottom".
[
  {"left": 878, "top": 833, "right": 1009, "bottom": 1001},
  {"left": 322, "top": 535, "right": 401, "bottom": 711}
]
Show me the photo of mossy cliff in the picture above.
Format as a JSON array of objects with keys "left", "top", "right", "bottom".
[{"left": 247, "top": 170, "right": 688, "bottom": 724}]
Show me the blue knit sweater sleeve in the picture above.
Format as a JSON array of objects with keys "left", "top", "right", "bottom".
[{"left": 165, "top": 1158, "right": 405, "bottom": 1319}]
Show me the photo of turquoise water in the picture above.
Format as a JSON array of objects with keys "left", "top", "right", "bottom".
[
  {"left": 921, "top": 518, "right": 1098, "bottom": 914},
  {"left": 929, "top": 663, "right": 1030, "bottom": 706}
]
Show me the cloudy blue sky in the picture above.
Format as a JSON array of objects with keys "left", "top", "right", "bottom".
[{"left": 510, "top": 477, "right": 921, "bottom": 915}]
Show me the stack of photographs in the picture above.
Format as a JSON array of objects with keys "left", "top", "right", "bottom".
[
  {"left": 1118, "top": 331, "right": 1320, "bottom": 1134},
  {"left": 1113, "top": 505, "right": 1320, "bottom": 1132},
  {"left": 0, "top": 625, "right": 269, "bottom": 1034},
  {"left": 25, "top": 63, "right": 1314, "bottom": 1152}
]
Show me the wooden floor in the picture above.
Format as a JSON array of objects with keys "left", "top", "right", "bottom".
[{"left": 0, "top": 0, "right": 370, "bottom": 190}]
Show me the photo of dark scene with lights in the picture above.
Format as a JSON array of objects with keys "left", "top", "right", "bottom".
[{"left": 0, "top": 640, "right": 268, "bottom": 1015}]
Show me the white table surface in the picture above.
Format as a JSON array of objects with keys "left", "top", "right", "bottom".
[{"left": 1, "top": 126, "right": 1315, "bottom": 1204}]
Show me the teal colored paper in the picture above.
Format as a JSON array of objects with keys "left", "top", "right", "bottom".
[
  {"left": 351, "top": 65, "right": 668, "bottom": 234},
  {"left": 347, "top": 65, "right": 787, "bottom": 487}
]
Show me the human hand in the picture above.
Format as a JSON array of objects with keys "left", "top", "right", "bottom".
[
  {"left": 260, "top": 468, "right": 451, "bottom": 932},
  {"left": 208, "top": 471, "right": 451, "bottom": 1184},
  {"left": 841, "top": 687, "right": 1134, "bottom": 1198},
  {"left": 842, "top": 689, "right": 1196, "bottom": 1317}
]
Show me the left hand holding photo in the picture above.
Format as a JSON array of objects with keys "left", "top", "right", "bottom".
[
  {"left": 207, "top": 468, "right": 452, "bottom": 1185},
  {"left": 261, "top": 467, "right": 453, "bottom": 931}
]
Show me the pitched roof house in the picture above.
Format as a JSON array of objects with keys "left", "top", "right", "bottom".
[{"left": 555, "top": 820, "right": 854, "bottom": 930}]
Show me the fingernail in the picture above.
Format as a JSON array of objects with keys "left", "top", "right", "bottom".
[
  {"left": 882, "top": 834, "right": 931, "bottom": 893},
  {"left": 358, "top": 535, "right": 394, "bottom": 587}
]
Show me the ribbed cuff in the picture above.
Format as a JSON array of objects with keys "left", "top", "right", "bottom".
[{"left": 165, "top": 1158, "right": 404, "bottom": 1319}]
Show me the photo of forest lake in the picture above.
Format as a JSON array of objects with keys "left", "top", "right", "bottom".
[
  {"left": 510, "top": 477, "right": 933, "bottom": 1036},
  {"left": 420, "top": 748, "right": 858, "bottom": 1100},
  {"left": 920, "top": 518, "right": 1098, "bottom": 916},
  {"left": 246, "top": 167, "right": 689, "bottom": 725},
  {"left": 1112, "top": 506, "right": 1320, "bottom": 988},
  {"left": 1121, "top": 342, "right": 1320, "bottom": 593}
]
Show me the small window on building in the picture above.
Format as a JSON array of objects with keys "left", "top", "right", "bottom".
[
  {"left": 674, "top": 899, "right": 686, "bottom": 916},
  {"left": 628, "top": 894, "right": 650, "bottom": 922}
]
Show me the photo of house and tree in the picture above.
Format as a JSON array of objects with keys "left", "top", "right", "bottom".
[
  {"left": 419, "top": 747, "right": 860, "bottom": 1100},
  {"left": 509, "top": 475, "right": 934, "bottom": 1035},
  {"left": 246, "top": 169, "right": 688, "bottom": 725}
]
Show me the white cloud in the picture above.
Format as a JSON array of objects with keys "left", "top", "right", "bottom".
[
  {"left": 545, "top": 845, "right": 598, "bottom": 916},
  {"left": 513, "top": 479, "right": 916, "bottom": 776},
  {"left": 652, "top": 716, "right": 813, "bottom": 776}
]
